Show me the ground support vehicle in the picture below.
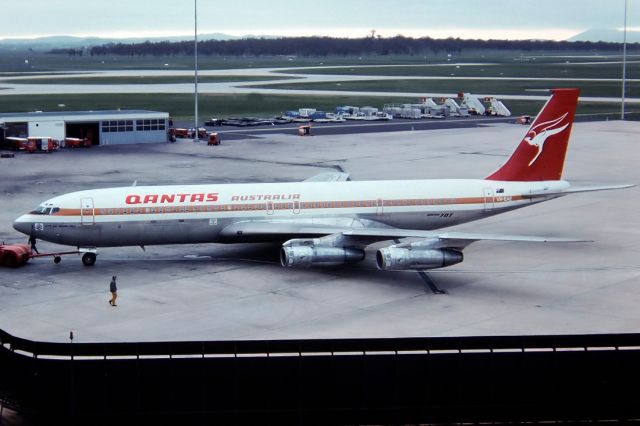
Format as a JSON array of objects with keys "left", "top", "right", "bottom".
[
  {"left": 63, "top": 137, "right": 91, "bottom": 148},
  {"left": 172, "top": 128, "right": 189, "bottom": 138},
  {"left": 0, "top": 244, "right": 32, "bottom": 267},
  {"left": 25, "top": 137, "right": 59, "bottom": 153},
  {"left": 3, "top": 137, "right": 28, "bottom": 150},
  {"left": 204, "top": 118, "right": 223, "bottom": 126},
  {"left": 298, "top": 125, "right": 311, "bottom": 136},
  {"left": 207, "top": 133, "right": 220, "bottom": 146}
]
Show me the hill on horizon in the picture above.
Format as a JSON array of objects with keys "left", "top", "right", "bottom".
[
  {"left": 568, "top": 28, "right": 640, "bottom": 43},
  {"left": 1, "top": 30, "right": 638, "bottom": 51},
  {"left": 0, "top": 33, "right": 243, "bottom": 49}
]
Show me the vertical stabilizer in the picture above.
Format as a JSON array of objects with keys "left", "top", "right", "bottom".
[{"left": 486, "top": 88, "right": 579, "bottom": 181}]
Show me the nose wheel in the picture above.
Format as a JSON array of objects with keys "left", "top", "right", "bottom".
[{"left": 82, "top": 252, "right": 97, "bottom": 266}]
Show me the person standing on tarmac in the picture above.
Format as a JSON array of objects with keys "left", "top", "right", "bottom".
[
  {"left": 109, "top": 276, "right": 118, "bottom": 307},
  {"left": 28, "top": 234, "right": 39, "bottom": 254}
]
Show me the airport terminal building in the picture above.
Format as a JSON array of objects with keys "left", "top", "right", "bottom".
[{"left": 0, "top": 110, "right": 170, "bottom": 146}]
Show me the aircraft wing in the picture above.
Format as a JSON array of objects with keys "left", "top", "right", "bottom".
[
  {"left": 220, "top": 220, "right": 588, "bottom": 249},
  {"left": 303, "top": 172, "right": 351, "bottom": 182},
  {"left": 220, "top": 219, "right": 358, "bottom": 241},
  {"left": 523, "top": 183, "right": 636, "bottom": 199}
]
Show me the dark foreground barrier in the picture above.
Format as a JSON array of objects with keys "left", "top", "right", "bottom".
[{"left": 2, "top": 329, "right": 640, "bottom": 424}]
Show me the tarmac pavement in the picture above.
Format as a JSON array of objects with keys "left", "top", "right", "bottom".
[{"left": 0, "top": 120, "right": 638, "bottom": 343}]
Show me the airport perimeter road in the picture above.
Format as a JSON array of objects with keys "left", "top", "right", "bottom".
[{"left": 0, "top": 120, "right": 638, "bottom": 343}]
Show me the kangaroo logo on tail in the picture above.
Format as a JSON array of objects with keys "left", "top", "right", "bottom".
[
  {"left": 524, "top": 113, "right": 569, "bottom": 166},
  {"left": 485, "top": 88, "right": 580, "bottom": 182}
]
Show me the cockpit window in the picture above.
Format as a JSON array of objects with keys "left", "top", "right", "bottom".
[
  {"left": 29, "top": 206, "right": 51, "bottom": 215},
  {"left": 50, "top": 207, "right": 60, "bottom": 215}
]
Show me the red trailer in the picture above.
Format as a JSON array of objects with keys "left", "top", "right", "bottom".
[
  {"left": 3, "top": 136, "right": 28, "bottom": 150},
  {"left": 172, "top": 128, "right": 189, "bottom": 138},
  {"left": 64, "top": 137, "right": 92, "bottom": 148},
  {"left": 25, "top": 137, "right": 59, "bottom": 153},
  {"left": 0, "top": 243, "right": 32, "bottom": 267}
]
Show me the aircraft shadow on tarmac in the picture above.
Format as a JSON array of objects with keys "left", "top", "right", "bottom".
[{"left": 170, "top": 243, "right": 468, "bottom": 294}]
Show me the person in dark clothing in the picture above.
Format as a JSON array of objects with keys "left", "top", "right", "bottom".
[
  {"left": 109, "top": 276, "right": 118, "bottom": 306},
  {"left": 28, "top": 234, "right": 39, "bottom": 254}
]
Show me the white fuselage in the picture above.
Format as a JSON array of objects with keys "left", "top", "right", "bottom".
[{"left": 13, "top": 179, "right": 569, "bottom": 248}]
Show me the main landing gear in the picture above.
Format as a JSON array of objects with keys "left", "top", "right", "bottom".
[{"left": 81, "top": 252, "right": 97, "bottom": 266}]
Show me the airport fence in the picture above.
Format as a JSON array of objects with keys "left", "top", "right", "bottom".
[
  {"left": 2, "top": 328, "right": 640, "bottom": 423},
  {"left": 3, "top": 328, "right": 640, "bottom": 360}
]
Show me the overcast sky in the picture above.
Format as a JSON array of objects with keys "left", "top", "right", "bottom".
[{"left": 1, "top": 0, "right": 636, "bottom": 41}]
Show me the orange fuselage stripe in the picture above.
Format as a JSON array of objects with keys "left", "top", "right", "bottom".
[{"left": 49, "top": 195, "right": 525, "bottom": 217}]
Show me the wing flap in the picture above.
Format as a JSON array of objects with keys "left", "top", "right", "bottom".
[
  {"left": 303, "top": 172, "right": 351, "bottom": 182},
  {"left": 220, "top": 220, "right": 588, "bottom": 248},
  {"left": 345, "top": 229, "right": 589, "bottom": 249}
]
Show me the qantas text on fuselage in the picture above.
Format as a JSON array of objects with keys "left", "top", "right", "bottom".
[{"left": 123, "top": 192, "right": 302, "bottom": 205}]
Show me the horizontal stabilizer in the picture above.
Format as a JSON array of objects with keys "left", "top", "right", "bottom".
[{"left": 523, "top": 183, "right": 636, "bottom": 198}]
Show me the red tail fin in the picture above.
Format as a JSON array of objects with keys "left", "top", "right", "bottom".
[{"left": 486, "top": 88, "right": 579, "bottom": 181}]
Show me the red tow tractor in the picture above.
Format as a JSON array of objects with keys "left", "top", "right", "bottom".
[
  {"left": 0, "top": 243, "right": 86, "bottom": 267},
  {"left": 0, "top": 243, "right": 32, "bottom": 267}
]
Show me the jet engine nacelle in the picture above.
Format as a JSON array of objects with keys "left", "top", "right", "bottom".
[
  {"left": 376, "top": 247, "right": 463, "bottom": 271},
  {"left": 280, "top": 239, "right": 365, "bottom": 268}
]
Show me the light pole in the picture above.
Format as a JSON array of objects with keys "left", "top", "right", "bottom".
[
  {"left": 621, "top": 0, "right": 627, "bottom": 120},
  {"left": 194, "top": 0, "right": 199, "bottom": 141}
]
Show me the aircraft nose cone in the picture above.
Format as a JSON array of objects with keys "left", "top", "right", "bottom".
[{"left": 13, "top": 216, "right": 32, "bottom": 235}]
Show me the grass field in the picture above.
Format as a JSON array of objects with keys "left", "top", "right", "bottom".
[
  {"left": 0, "top": 49, "right": 637, "bottom": 120},
  {"left": 0, "top": 93, "right": 419, "bottom": 120},
  {"left": 0, "top": 49, "right": 635, "bottom": 72},
  {"left": 278, "top": 61, "right": 640, "bottom": 80},
  {"left": 0, "top": 75, "right": 298, "bottom": 85},
  {"left": 0, "top": 51, "right": 464, "bottom": 72},
  {"left": 0, "top": 93, "right": 635, "bottom": 120},
  {"left": 249, "top": 79, "right": 638, "bottom": 98}
]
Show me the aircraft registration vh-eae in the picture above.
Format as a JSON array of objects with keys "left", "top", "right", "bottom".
[{"left": 13, "top": 88, "right": 633, "bottom": 271}]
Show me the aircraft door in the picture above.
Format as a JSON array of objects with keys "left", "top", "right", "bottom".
[
  {"left": 266, "top": 201, "right": 274, "bottom": 215},
  {"left": 483, "top": 188, "right": 494, "bottom": 211},
  {"left": 293, "top": 200, "right": 300, "bottom": 214},
  {"left": 376, "top": 198, "right": 384, "bottom": 216},
  {"left": 80, "top": 197, "right": 95, "bottom": 225}
]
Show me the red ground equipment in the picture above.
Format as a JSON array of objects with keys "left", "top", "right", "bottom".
[
  {"left": 3, "top": 136, "right": 28, "bottom": 150},
  {"left": 517, "top": 115, "right": 532, "bottom": 125},
  {"left": 64, "top": 137, "right": 92, "bottom": 148},
  {"left": 188, "top": 128, "right": 207, "bottom": 139},
  {"left": 25, "top": 137, "right": 59, "bottom": 153},
  {"left": 298, "top": 125, "right": 311, "bottom": 136},
  {"left": 207, "top": 132, "right": 220, "bottom": 146},
  {"left": 172, "top": 128, "right": 189, "bottom": 138},
  {"left": 0, "top": 243, "right": 32, "bottom": 267}
]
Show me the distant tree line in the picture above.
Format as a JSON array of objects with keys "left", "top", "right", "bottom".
[
  {"left": 52, "top": 36, "right": 637, "bottom": 57},
  {"left": 49, "top": 48, "right": 84, "bottom": 56}
]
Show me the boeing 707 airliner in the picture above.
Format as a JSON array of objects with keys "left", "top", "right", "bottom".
[{"left": 13, "top": 89, "right": 633, "bottom": 269}]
